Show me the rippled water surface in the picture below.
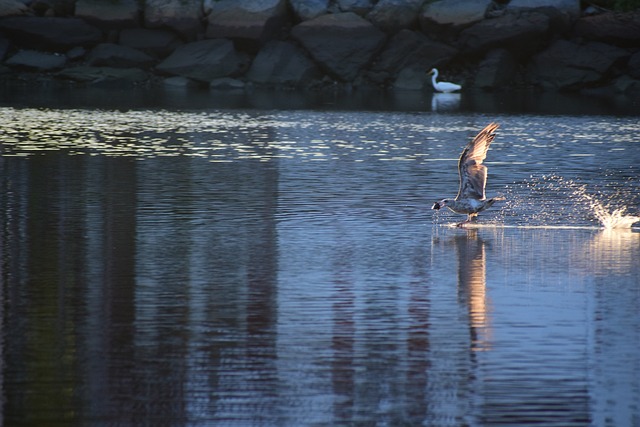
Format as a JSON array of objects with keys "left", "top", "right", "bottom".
[{"left": 1, "top": 91, "right": 639, "bottom": 426}]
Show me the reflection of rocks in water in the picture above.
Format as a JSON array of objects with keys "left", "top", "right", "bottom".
[
  {"left": 454, "top": 232, "right": 492, "bottom": 352},
  {"left": 430, "top": 92, "right": 460, "bottom": 112},
  {"left": 586, "top": 230, "right": 640, "bottom": 276}
]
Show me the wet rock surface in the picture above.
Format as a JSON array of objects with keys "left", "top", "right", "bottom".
[
  {"left": 291, "top": 12, "right": 385, "bottom": 81},
  {"left": 156, "top": 39, "right": 246, "bottom": 82},
  {"left": 0, "top": 0, "right": 637, "bottom": 95}
]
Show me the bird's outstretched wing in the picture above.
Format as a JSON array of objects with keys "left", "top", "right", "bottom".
[{"left": 456, "top": 123, "right": 499, "bottom": 200}]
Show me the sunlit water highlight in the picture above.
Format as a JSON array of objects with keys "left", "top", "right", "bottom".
[{"left": 1, "top": 105, "right": 639, "bottom": 426}]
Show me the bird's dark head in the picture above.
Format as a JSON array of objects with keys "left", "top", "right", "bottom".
[{"left": 432, "top": 199, "right": 449, "bottom": 210}]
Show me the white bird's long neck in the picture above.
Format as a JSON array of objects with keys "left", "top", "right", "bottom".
[{"left": 431, "top": 69, "right": 438, "bottom": 86}]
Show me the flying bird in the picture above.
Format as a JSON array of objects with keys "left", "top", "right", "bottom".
[
  {"left": 432, "top": 123, "right": 504, "bottom": 226},
  {"left": 428, "top": 68, "right": 461, "bottom": 93}
]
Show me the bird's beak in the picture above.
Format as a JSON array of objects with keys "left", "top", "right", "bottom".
[
  {"left": 432, "top": 202, "right": 441, "bottom": 210},
  {"left": 427, "top": 70, "right": 434, "bottom": 75}
]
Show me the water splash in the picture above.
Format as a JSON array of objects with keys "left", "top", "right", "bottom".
[
  {"left": 575, "top": 188, "right": 640, "bottom": 230},
  {"left": 499, "top": 175, "right": 640, "bottom": 229}
]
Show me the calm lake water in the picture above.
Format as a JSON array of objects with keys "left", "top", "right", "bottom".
[{"left": 1, "top": 87, "right": 639, "bottom": 426}]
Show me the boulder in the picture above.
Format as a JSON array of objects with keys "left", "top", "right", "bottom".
[
  {"left": 144, "top": 0, "right": 203, "bottom": 38},
  {"left": 205, "top": 0, "right": 289, "bottom": 44},
  {"left": 473, "top": 49, "right": 517, "bottom": 89},
  {"left": 289, "top": 0, "right": 328, "bottom": 21},
  {"left": 367, "top": 0, "right": 423, "bottom": 33},
  {"left": 210, "top": 77, "right": 245, "bottom": 90},
  {"left": 530, "top": 39, "right": 629, "bottom": 90},
  {"left": 421, "top": 0, "right": 492, "bottom": 27},
  {"left": 75, "top": 0, "right": 140, "bottom": 28},
  {"left": 163, "top": 76, "right": 198, "bottom": 88},
  {"left": 0, "top": 0, "right": 28, "bottom": 16},
  {"left": 573, "top": 11, "right": 640, "bottom": 47},
  {"left": 87, "top": 43, "right": 155, "bottom": 68},
  {"left": 628, "top": 51, "right": 640, "bottom": 80},
  {"left": 6, "top": 50, "right": 66, "bottom": 70},
  {"left": 0, "top": 37, "right": 9, "bottom": 60},
  {"left": 57, "top": 66, "right": 148, "bottom": 84},
  {"left": 29, "top": 0, "right": 74, "bottom": 16},
  {"left": 0, "top": 17, "right": 102, "bottom": 50},
  {"left": 246, "top": 40, "right": 321, "bottom": 86},
  {"left": 336, "top": 0, "right": 374, "bottom": 16},
  {"left": 66, "top": 46, "right": 86, "bottom": 60},
  {"left": 392, "top": 67, "right": 426, "bottom": 90},
  {"left": 612, "top": 75, "right": 640, "bottom": 94},
  {"left": 118, "top": 28, "right": 181, "bottom": 58},
  {"left": 156, "top": 39, "right": 244, "bottom": 83},
  {"left": 458, "top": 10, "right": 551, "bottom": 56},
  {"left": 291, "top": 12, "right": 386, "bottom": 81},
  {"left": 507, "top": 0, "right": 580, "bottom": 20},
  {"left": 368, "top": 29, "right": 457, "bottom": 85}
]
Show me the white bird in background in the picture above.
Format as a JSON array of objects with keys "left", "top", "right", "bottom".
[
  {"left": 428, "top": 68, "right": 461, "bottom": 93},
  {"left": 432, "top": 123, "right": 504, "bottom": 226}
]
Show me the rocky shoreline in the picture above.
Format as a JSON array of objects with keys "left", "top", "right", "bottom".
[{"left": 0, "top": 0, "right": 639, "bottom": 96}]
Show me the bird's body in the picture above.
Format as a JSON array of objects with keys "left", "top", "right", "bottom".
[
  {"left": 432, "top": 123, "right": 504, "bottom": 226},
  {"left": 428, "top": 68, "right": 461, "bottom": 93}
]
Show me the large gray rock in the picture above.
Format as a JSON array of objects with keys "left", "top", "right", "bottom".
[
  {"left": 392, "top": 67, "right": 426, "bottom": 90},
  {"left": 368, "top": 29, "right": 457, "bottom": 84},
  {"left": 507, "top": 0, "right": 580, "bottom": 20},
  {"left": 291, "top": 12, "right": 386, "bottom": 81},
  {"left": 163, "top": 76, "right": 198, "bottom": 88},
  {"left": 474, "top": 49, "right": 517, "bottom": 89},
  {"left": 75, "top": 0, "right": 140, "bottom": 28},
  {"left": 156, "top": 39, "right": 244, "bottom": 83},
  {"left": 6, "top": 50, "right": 66, "bottom": 70},
  {"left": 612, "top": 75, "right": 640, "bottom": 94},
  {"left": 210, "top": 77, "right": 245, "bottom": 90},
  {"left": 458, "top": 10, "right": 551, "bottom": 55},
  {"left": 421, "top": 0, "right": 492, "bottom": 27},
  {"left": 87, "top": 43, "right": 155, "bottom": 68},
  {"left": 289, "top": 0, "right": 328, "bottom": 21},
  {"left": 573, "top": 10, "right": 640, "bottom": 47},
  {"left": 29, "top": 0, "right": 74, "bottom": 16},
  {"left": 628, "top": 51, "right": 640, "bottom": 80},
  {"left": 246, "top": 40, "right": 321, "bottom": 86},
  {"left": 205, "top": 0, "right": 288, "bottom": 43},
  {"left": 530, "top": 39, "right": 629, "bottom": 90},
  {"left": 119, "top": 28, "right": 181, "bottom": 58},
  {"left": 336, "top": 0, "right": 374, "bottom": 16},
  {"left": 0, "top": 37, "right": 9, "bottom": 60},
  {"left": 0, "top": 17, "right": 102, "bottom": 50},
  {"left": 144, "top": 0, "right": 203, "bottom": 37},
  {"left": 57, "top": 66, "right": 148, "bottom": 84},
  {"left": 367, "top": 0, "right": 423, "bottom": 33},
  {"left": 0, "top": 0, "right": 28, "bottom": 16}
]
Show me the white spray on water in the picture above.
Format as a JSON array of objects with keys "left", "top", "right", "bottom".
[{"left": 497, "top": 175, "right": 640, "bottom": 229}]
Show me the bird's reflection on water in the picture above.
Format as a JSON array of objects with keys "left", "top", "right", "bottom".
[
  {"left": 453, "top": 231, "right": 492, "bottom": 352},
  {"left": 431, "top": 92, "right": 461, "bottom": 112}
]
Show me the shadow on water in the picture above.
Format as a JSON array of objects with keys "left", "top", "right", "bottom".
[{"left": 1, "top": 82, "right": 639, "bottom": 116}]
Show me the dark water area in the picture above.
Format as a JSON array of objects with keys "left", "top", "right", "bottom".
[
  {"left": 1, "top": 87, "right": 639, "bottom": 426},
  {"left": 1, "top": 82, "right": 639, "bottom": 116}
]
